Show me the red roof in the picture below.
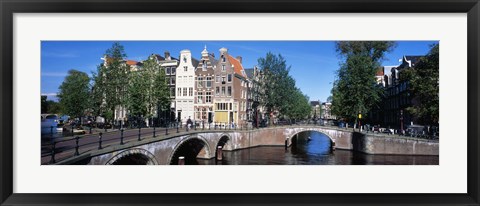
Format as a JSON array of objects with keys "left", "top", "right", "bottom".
[
  {"left": 227, "top": 55, "right": 245, "bottom": 77},
  {"left": 125, "top": 60, "right": 138, "bottom": 66},
  {"left": 376, "top": 67, "right": 384, "bottom": 76}
]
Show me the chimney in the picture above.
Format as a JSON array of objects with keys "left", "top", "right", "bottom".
[
  {"left": 164, "top": 51, "right": 171, "bottom": 60},
  {"left": 236, "top": 56, "right": 242, "bottom": 63}
]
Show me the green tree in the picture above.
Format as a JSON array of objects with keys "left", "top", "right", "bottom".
[
  {"left": 258, "top": 52, "right": 304, "bottom": 123},
  {"left": 91, "top": 65, "right": 106, "bottom": 117},
  {"left": 41, "top": 95, "right": 61, "bottom": 114},
  {"left": 288, "top": 90, "right": 312, "bottom": 121},
  {"left": 405, "top": 44, "right": 439, "bottom": 125},
  {"left": 57, "top": 69, "right": 91, "bottom": 119},
  {"left": 126, "top": 57, "right": 170, "bottom": 120},
  {"left": 47, "top": 100, "right": 61, "bottom": 114},
  {"left": 331, "top": 41, "right": 396, "bottom": 125},
  {"left": 127, "top": 69, "right": 148, "bottom": 116},
  {"left": 41, "top": 95, "right": 48, "bottom": 113},
  {"left": 91, "top": 42, "right": 129, "bottom": 122}
]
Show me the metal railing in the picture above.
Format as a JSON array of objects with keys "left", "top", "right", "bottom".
[
  {"left": 41, "top": 122, "right": 259, "bottom": 165},
  {"left": 41, "top": 121, "right": 437, "bottom": 165}
]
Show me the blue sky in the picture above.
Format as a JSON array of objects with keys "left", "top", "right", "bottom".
[{"left": 41, "top": 41, "right": 438, "bottom": 102}]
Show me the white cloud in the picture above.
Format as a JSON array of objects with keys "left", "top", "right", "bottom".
[{"left": 41, "top": 93, "right": 57, "bottom": 96}]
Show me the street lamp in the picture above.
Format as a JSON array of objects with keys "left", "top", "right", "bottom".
[
  {"left": 358, "top": 113, "right": 362, "bottom": 132},
  {"left": 400, "top": 109, "right": 404, "bottom": 135}
]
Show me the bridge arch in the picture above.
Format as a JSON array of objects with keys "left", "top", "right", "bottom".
[
  {"left": 287, "top": 129, "right": 334, "bottom": 148},
  {"left": 105, "top": 148, "right": 158, "bottom": 165},
  {"left": 215, "top": 133, "right": 231, "bottom": 157},
  {"left": 168, "top": 135, "right": 212, "bottom": 165}
]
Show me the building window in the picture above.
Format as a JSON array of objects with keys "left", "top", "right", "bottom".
[
  {"left": 227, "top": 74, "right": 232, "bottom": 82},
  {"left": 227, "top": 86, "right": 232, "bottom": 96},
  {"left": 221, "top": 87, "right": 225, "bottom": 96},
  {"left": 206, "top": 92, "right": 212, "bottom": 103},
  {"left": 222, "top": 65, "right": 226, "bottom": 71},
  {"left": 222, "top": 76, "right": 226, "bottom": 83},
  {"left": 184, "top": 66, "right": 188, "bottom": 72},
  {"left": 197, "top": 77, "right": 204, "bottom": 88},
  {"left": 166, "top": 77, "right": 170, "bottom": 84},
  {"left": 171, "top": 78, "right": 175, "bottom": 85},
  {"left": 216, "top": 87, "right": 220, "bottom": 96},
  {"left": 216, "top": 75, "right": 220, "bottom": 83},
  {"left": 177, "top": 88, "right": 181, "bottom": 97},
  {"left": 206, "top": 77, "right": 212, "bottom": 88},
  {"left": 171, "top": 67, "right": 176, "bottom": 75},
  {"left": 183, "top": 88, "right": 187, "bottom": 96},
  {"left": 166, "top": 67, "right": 171, "bottom": 75},
  {"left": 189, "top": 87, "right": 193, "bottom": 96},
  {"left": 197, "top": 92, "right": 204, "bottom": 103},
  {"left": 202, "top": 60, "right": 207, "bottom": 70},
  {"left": 222, "top": 55, "right": 226, "bottom": 62},
  {"left": 170, "top": 87, "right": 175, "bottom": 97}
]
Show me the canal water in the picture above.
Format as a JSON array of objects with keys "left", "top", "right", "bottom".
[{"left": 196, "top": 131, "right": 439, "bottom": 165}]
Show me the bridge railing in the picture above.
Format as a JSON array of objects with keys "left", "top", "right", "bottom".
[
  {"left": 41, "top": 122, "right": 260, "bottom": 165},
  {"left": 43, "top": 120, "right": 435, "bottom": 165}
]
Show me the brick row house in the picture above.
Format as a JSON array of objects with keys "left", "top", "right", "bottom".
[
  {"left": 382, "top": 55, "right": 423, "bottom": 129},
  {"left": 368, "top": 55, "right": 423, "bottom": 130},
  {"left": 244, "top": 66, "right": 265, "bottom": 127},
  {"left": 194, "top": 46, "right": 216, "bottom": 125},
  {"left": 151, "top": 51, "right": 179, "bottom": 122},
  {"left": 212, "top": 47, "right": 249, "bottom": 127}
]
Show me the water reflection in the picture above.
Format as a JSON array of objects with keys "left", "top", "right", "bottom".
[{"left": 196, "top": 131, "right": 439, "bottom": 165}]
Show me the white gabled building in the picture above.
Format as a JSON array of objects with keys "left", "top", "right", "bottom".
[{"left": 175, "top": 49, "right": 199, "bottom": 124}]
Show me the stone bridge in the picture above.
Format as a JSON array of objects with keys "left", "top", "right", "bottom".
[
  {"left": 58, "top": 125, "right": 438, "bottom": 165},
  {"left": 63, "top": 126, "right": 352, "bottom": 165}
]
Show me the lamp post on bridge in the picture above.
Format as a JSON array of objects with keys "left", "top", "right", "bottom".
[
  {"left": 400, "top": 109, "right": 404, "bottom": 135},
  {"left": 358, "top": 113, "right": 362, "bottom": 132}
]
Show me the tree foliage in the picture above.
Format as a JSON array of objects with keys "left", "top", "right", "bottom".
[
  {"left": 257, "top": 52, "right": 311, "bottom": 122},
  {"left": 91, "top": 42, "right": 129, "bottom": 121},
  {"left": 288, "top": 90, "right": 312, "bottom": 120},
  {"left": 41, "top": 95, "right": 61, "bottom": 114},
  {"left": 126, "top": 58, "right": 170, "bottom": 118},
  {"left": 57, "top": 69, "right": 91, "bottom": 118},
  {"left": 405, "top": 44, "right": 439, "bottom": 125},
  {"left": 331, "top": 41, "right": 396, "bottom": 123}
]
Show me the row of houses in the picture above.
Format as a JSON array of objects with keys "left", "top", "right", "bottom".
[
  {"left": 372, "top": 55, "right": 424, "bottom": 129},
  {"left": 106, "top": 46, "right": 264, "bottom": 127},
  {"left": 310, "top": 55, "right": 424, "bottom": 130},
  {"left": 310, "top": 100, "right": 335, "bottom": 120}
]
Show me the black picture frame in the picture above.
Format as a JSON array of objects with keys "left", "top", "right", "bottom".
[{"left": 1, "top": 0, "right": 479, "bottom": 205}]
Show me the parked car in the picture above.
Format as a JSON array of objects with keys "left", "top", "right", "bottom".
[
  {"left": 383, "top": 128, "right": 394, "bottom": 135},
  {"left": 406, "top": 125, "right": 426, "bottom": 138}
]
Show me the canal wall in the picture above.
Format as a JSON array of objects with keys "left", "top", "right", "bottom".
[{"left": 351, "top": 132, "right": 439, "bottom": 155}]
